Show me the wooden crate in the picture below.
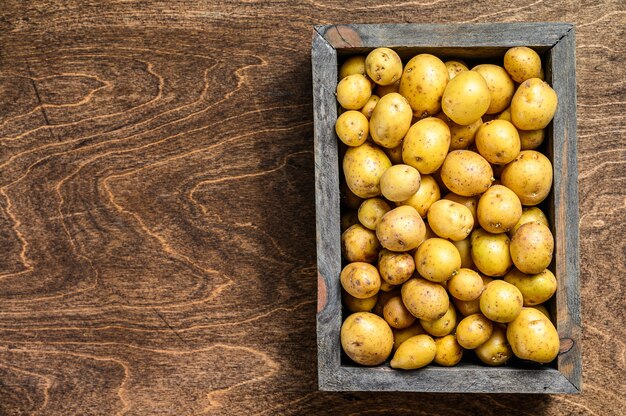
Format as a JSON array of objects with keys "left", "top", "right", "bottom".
[{"left": 312, "top": 23, "right": 580, "bottom": 393}]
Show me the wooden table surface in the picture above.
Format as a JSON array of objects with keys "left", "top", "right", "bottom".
[{"left": 0, "top": 1, "right": 624, "bottom": 415}]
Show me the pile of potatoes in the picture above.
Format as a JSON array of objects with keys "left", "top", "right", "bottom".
[{"left": 337, "top": 47, "right": 560, "bottom": 369}]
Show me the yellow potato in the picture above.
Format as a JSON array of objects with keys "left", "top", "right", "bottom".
[
  {"left": 358, "top": 198, "right": 391, "bottom": 230},
  {"left": 360, "top": 95, "right": 380, "bottom": 119},
  {"left": 504, "top": 47, "right": 542, "bottom": 83},
  {"left": 440, "top": 150, "right": 494, "bottom": 196},
  {"left": 452, "top": 297, "right": 481, "bottom": 317},
  {"left": 414, "top": 238, "right": 462, "bottom": 282},
  {"left": 341, "top": 312, "right": 394, "bottom": 365},
  {"left": 442, "top": 71, "right": 491, "bottom": 125},
  {"left": 375, "top": 79, "right": 400, "bottom": 97},
  {"left": 379, "top": 280, "right": 398, "bottom": 292},
  {"left": 504, "top": 268, "right": 557, "bottom": 306},
  {"left": 390, "top": 334, "right": 437, "bottom": 369},
  {"left": 423, "top": 222, "right": 438, "bottom": 240},
  {"left": 510, "top": 207, "right": 549, "bottom": 236},
  {"left": 507, "top": 307, "right": 559, "bottom": 363},
  {"left": 427, "top": 199, "right": 474, "bottom": 241},
  {"left": 339, "top": 55, "right": 367, "bottom": 79},
  {"left": 401, "top": 117, "right": 451, "bottom": 174},
  {"left": 435, "top": 112, "right": 482, "bottom": 151},
  {"left": 475, "top": 120, "right": 521, "bottom": 165},
  {"left": 434, "top": 334, "right": 464, "bottom": 366},
  {"left": 398, "top": 174, "right": 441, "bottom": 217},
  {"left": 510, "top": 222, "right": 554, "bottom": 274},
  {"left": 383, "top": 296, "right": 417, "bottom": 329},
  {"left": 519, "top": 128, "right": 545, "bottom": 150},
  {"left": 501, "top": 150, "right": 553, "bottom": 206},
  {"left": 370, "top": 92, "right": 413, "bottom": 148},
  {"left": 448, "top": 268, "right": 483, "bottom": 301},
  {"left": 343, "top": 142, "right": 392, "bottom": 198},
  {"left": 365, "top": 47, "right": 403, "bottom": 86},
  {"left": 376, "top": 206, "right": 426, "bottom": 252},
  {"left": 456, "top": 313, "right": 493, "bottom": 349},
  {"left": 470, "top": 228, "right": 513, "bottom": 276},
  {"left": 383, "top": 143, "right": 403, "bottom": 164},
  {"left": 380, "top": 164, "right": 421, "bottom": 202},
  {"left": 510, "top": 78, "right": 558, "bottom": 130},
  {"left": 443, "top": 193, "right": 479, "bottom": 229},
  {"left": 472, "top": 64, "right": 515, "bottom": 114},
  {"left": 341, "top": 224, "right": 380, "bottom": 263},
  {"left": 496, "top": 107, "right": 512, "bottom": 122},
  {"left": 340, "top": 262, "right": 381, "bottom": 299},
  {"left": 378, "top": 249, "right": 415, "bottom": 285},
  {"left": 341, "top": 211, "right": 359, "bottom": 232},
  {"left": 341, "top": 181, "right": 364, "bottom": 209},
  {"left": 475, "top": 324, "right": 513, "bottom": 366},
  {"left": 401, "top": 277, "right": 450, "bottom": 321},
  {"left": 420, "top": 303, "right": 457, "bottom": 337},
  {"left": 336, "top": 74, "right": 372, "bottom": 110},
  {"left": 480, "top": 280, "right": 523, "bottom": 323},
  {"left": 393, "top": 322, "right": 426, "bottom": 351},
  {"left": 343, "top": 290, "right": 379, "bottom": 313},
  {"left": 477, "top": 185, "right": 523, "bottom": 234},
  {"left": 452, "top": 237, "right": 474, "bottom": 269},
  {"left": 399, "top": 54, "right": 449, "bottom": 118},
  {"left": 530, "top": 304, "right": 550, "bottom": 319},
  {"left": 445, "top": 60, "right": 469, "bottom": 80},
  {"left": 372, "top": 289, "right": 401, "bottom": 317},
  {"left": 335, "top": 110, "right": 370, "bottom": 147}
]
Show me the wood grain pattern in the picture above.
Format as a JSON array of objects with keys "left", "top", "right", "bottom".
[{"left": 0, "top": 0, "right": 624, "bottom": 414}]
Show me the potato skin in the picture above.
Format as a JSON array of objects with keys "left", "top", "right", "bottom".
[
  {"left": 358, "top": 198, "right": 391, "bottom": 230},
  {"left": 427, "top": 200, "right": 474, "bottom": 241},
  {"left": 510, "top": 78, "right": 558, "bottom": 130},
  {"left": 445, "top": 60, "right": 469, "bottom": 80},
  {"left": 477, "top": 185, "right": 523, "bottom": 234},
  {"left": 339, "top": 55, "right": 367, "bottom": 79},
  {"left": 402, "top": 117, "right": 451, "bottom": 174},
  {"left": 470, "top": 228, "right": 513, "bottom": 276},
  {"left": 376, "top": 206, "right": 426, "bottom": 252},
  {"left": 360, "top": 95, "right": 380, "bottom": 119},
  {"left": 343, "top": 142, "right": 392, "bottom": 198},
  {"left": 442, "top": 71, "right": 491, "bottom": 125},
  {"left": 399, "top": 54, "right": 449, "bottom": 118},
  {"left": 501, "top": 150, "right": 553, "bottom": 206},
  {"left": 507, "top": 307, "right": 559, "bottom": 363},
  {"left": 390, "top": 334, "right": 437, "bottom": 369},
  {"left": 341, "top": 224, "right": 380, "bottom": 263},
  {"left": 380, "top": 164, "right": 421, "bottom": 202},
  {"left": 480, "top": 280, "right": 523, "bottom": 323},
  {"left": 365, "top": 47, "right": 403, "bottom": 86},
  {"left": 510, "top": 222, "right": 554, "bottom": 274},
  {"left": 472, "top": 64, "right": 515, "bottom": 114},
  {"left": 456, "top": 313, "right": 493, "bottom": 349},
  {"left": 452, "top": 296, "right": 481, "bottom": 317},
  {"left": 504, "top": 268, "right": 557, "bottom": 306},
  {"left": 335, "top": 110, "right": 369, "bottom": 147},
  {"left": 336, "top": 74, "right": 372, "bottom": 110},
  {"left": 392, "top": 322, "right": 426, "bottom": 351},
  {"left": 510, "top": 206, "right": 549, "bottom": 236},
  {"left": 475, "top": 324, "right": 513, "bottom": 366},
  {"left": 441, "top": 150, "right": 494, "bottom": 196},
  {"left": 383, "top": 143, "right": 403, "bottom": 164},
  {"left": 340, "top": 262, "right": 381, "bottom": 299},
  {"left": 343, "top": 291, "right": 379, "bottom": 313},
  {"left": 370, "top": 92, "right": 413, "bottom": 148},
  {"left": 435, "top": 112, "right": 482, "bottom": 151},
  {"left": 519, "top": 128, "right": 545, "bottom": 150},
  {"left": 475, "top": 120, "right": 521, "bottom": 165},
  {"left": 378, "top": 249, "right": 415, "bottom": 285},
  {"left": 414, "top": 238, "right": 462, "bottom": 283},
  {"left": 448, "top": 268, "right": 483, "bottom": 301},
  {"left": 420, "top": 303, "right": 457, "bottom": 337},
  {"left": 383, "top": 296, "right": 417, "bottom": 329},
  {"left": 504, "top": 47, "right": 542, "bottom": 84},
  {"left": 401, "top": 277, "right": 450, "bottom": 321},
  {"left": 375, "top": 79, "right": 400, "bottom": 97},
  {"left": 443, "top": 193, "right": 479, "bottom": 229},
  {"left": 341, "top": 312, "right": 394, "bottom": 366},
  {"left": 398, "top": 174, "right": 441, "bottom": 217},
  {"left": 434, "top": 334, "right": 464, "bottom": 366}
]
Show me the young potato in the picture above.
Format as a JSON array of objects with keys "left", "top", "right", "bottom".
[
  {"left": 519, "top": 128, "right": 545, "bottom": 150},
  {"left": 399, "top": 54, "right": 449, "bottom": 118},
  {"left": 510, "top": 78, "right": 558, "bottom": 130},
  {"left": 401, "top": 277, "right": 450, "bottom": 321},
  {"left": 372, "top": 289, "right": 401, "bottom": 317},
  {"left": 376, "top": 206, "right": 426, "bottom": 251},
  {"left": 427, "top": 199, "right": 474, "bottom": 241},
  {"left": 504, "top": 268, "right": 557, "bottom": 306},
  {"left": 475, "top": 324, "right": 513, "bottom": 366},
  {"left": 452, "top": 297, "right": 481, "bottom": 317},
  {"left": 475, "top": 120, "right": 521, "bottom": 165},
  {"left": 390, "top": 334, "right": 437, "bottom": 369},
  {"left": 435, "top": 112, "right": 482, "bottom": 151},
  {"left": 445, "top": 60, "right": 469, "bottom": 80},
  {"left": 420, "top": 303, "right": 457, "bottom": 337},
  {"left": 365, "top": 47, "right": 403, "bottom": 86},
  {"left": 343, "top": 290, "right": 379, "bottom": 313},
  {"left": 380, "top": 164, "right": 421, "bottom": 202},
  {"left": 341, "top": 224, "right": 380, "bottom": 263},
  {"left": 360, "top": 95, "right": 380, "bottom": 119},
  {"left": 343, "top": 142, "right": 392, "bottom": 198},
  {"left": 496, "top": 107, "right": 512, "bottom": 122},
  {"left": 443, "top": 193, "right": 479, "bottom": 229},
  {"left": 480, "top": 280, "right": 523, "bottom": 323},
  {"left": 510, "top": 207, "right": 549, "bottom": 236},
  {"left": 341, "top": 181, "right": 364, "bottom": 209},
  {"left": 456, "top": 313, "right": 493, "bottom": 349},
  {"left": 340, "top": 262, "right": 381, "bottom": 299},
  {"left": 472, "top": 64, "right": 515, "bottom": 114},
  {"left": 470, "top": 228, "right": 513, "bottom": 276},
  {"left": 383, "top": 296, "right": 417, "bottom": 329},
  {"left": 341, "top": 312, "right": 394, "bottom": 366},
  {"left": 530, "top": 304, "right": 550, "bottom": 319},
  {"left": 336, "top": 74, "right": 372, "bottom": 110},
  {"left": 477, "top": 185, "right": 523, "bottom": 234},
  {"left": 378, "top": 249, "right": 415, "bottom": 285},
  {"left": 398, "top": 174, "right": 441, "bottom": 217},
  {"left": 442, "top": 71, "right": 491, "bottom": 125},
  {"left": 504, "top": 47, "right": 542, "bottom": 83},
  {"left": 415, "top": 238, "right": 462, "bottom": 283},
  {"left": 507, "top": 307, "right": 559, "bottom": 363},
  {"left": 379, "top": 280, "right": 398, "bottom": 292},
  {"left": 501, "top": 150, "right": 553, "bottom": 206},
  {"left": 339, "top": 55, "right": 367, "bottom": 79},
  {"left": 510, "top": 222, "right": 554, "bottom": 274},
  {"left": 383, "top": 143, "right": 403, "bottom": 164},
  {"left": 358, "top": 198, "right": 391, "bottom": 230},
  {"left": 393, "top": 322, "right": 426, "bottom": 351},
  {"left": 401, "top": 117, "right": 451, "bottom": 174},
  {"left": 335, "top": 110, "right": 369, "bottom": 147},
  {"left": 452, "top": 238, "right": 474, "bottom": 269},
  {"left": 375, "top": 79, "right": 400, "bottom": 97},
  {"left": 440, "top": 150, "right": 494, "bottom": 196},
  {"left": 434, "top": 334, "right": 464, "bottom": 366},
  {"left": 448, "top": 268, "right": 483, "bottom": 301},
  {"left": 341, "top": 211, "right": 359, "bottom": 232},
  {"left": 370, "top": 92, "right": 413, "bottom": 148}
]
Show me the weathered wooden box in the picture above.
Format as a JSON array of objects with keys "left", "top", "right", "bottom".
[{"left": 312, "top": 23, "right": 580, "bottom": 393}]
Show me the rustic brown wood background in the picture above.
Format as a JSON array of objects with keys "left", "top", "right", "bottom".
[{"left": 0, "top": 1, "right": 623, "bottom": 415}]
